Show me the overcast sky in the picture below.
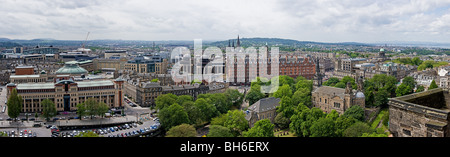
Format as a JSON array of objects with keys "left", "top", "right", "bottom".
[{"left": 1, "top": 0, "right": 450, "bottom": 43}]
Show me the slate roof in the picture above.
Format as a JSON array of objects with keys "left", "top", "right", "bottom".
[{"left": 248, "top": 97, "right": 280, "bottom": 113}]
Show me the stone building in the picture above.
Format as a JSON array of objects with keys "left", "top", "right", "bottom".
[
  {"left": 245, "top": 97, "right": 280, "bottom": 128},
  {"left": 93, "top": 58, "right": 128, "bottom": 71},
  {"left": 389, "top": 88, "right": 450, "bottom": 137},
  {"left": 6, "top": 77, "right": 125, "bottom": 113},
  {"left": 333, "top": 58, "right": 367, "bottom": 79},
  {"left": 311, "top": 76, "right": 365, "bottom": 115},
  {"left": 121, "top": 73, "right": 227, "bottom": 107}
]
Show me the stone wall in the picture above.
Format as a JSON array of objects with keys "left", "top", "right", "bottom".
[{"left": 388, "top": 88, "right": 450, "bottom": 137}]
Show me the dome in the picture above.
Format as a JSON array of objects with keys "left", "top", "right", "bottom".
[
  {"left": 55, "top": 63, "right": 88, "bottom": 75},
  {"left": 355, "top": 91, "right": 365, "bottom": 98}
]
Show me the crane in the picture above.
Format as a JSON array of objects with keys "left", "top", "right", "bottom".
[{"left": 82, "top": 32, "right": 90, "bottom": 49}]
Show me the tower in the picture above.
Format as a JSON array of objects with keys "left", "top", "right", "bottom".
[
  {"left": 344, "top": 81, "right": 354, "bottom": 110},
  {"left": 355, "top": 76, "right": 366, "bottom": 109},
  {"left": 313, "top": 57, "right": 322, "bottom": 90},
  {"left": 114, "top": 78, "right": 125, "bottom": 108},
  {"left": 379, "top": 48, "right": 386, "bottom": 59},
  {"left": 236, "top": 35, "right": 241, "bottom": 47}
]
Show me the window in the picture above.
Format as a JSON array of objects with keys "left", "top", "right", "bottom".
[
  {"left": 334, "top": 102, "right": 341, "bottom": 108},
  {"left": 402, "top": 129, "right": 411, "bottom": 136}
]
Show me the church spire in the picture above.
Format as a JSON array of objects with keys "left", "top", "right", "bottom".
[
  {"left": 236, "top": 35, "right": 240, "bottom": 47},
  {"left": 313, "top": 57, "right": 322, "bottom": 89}
]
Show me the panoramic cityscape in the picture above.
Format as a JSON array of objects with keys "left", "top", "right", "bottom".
[{"left": 2, "top": 0, "right": 450, "bottom": 153}]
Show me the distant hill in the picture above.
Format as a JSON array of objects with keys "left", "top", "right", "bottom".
[{"left": 208, "top": 37, "right": 372, "bottom": 47}]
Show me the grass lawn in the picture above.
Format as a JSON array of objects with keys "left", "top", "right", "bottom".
[{"left": 274, "top": 128, "right": 296, "bottom": 137}]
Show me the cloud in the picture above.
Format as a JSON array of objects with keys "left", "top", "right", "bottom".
[{"left": 0, "top": 0, "right": 450, "bottom": 42}]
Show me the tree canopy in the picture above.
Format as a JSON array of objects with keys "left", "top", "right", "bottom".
[
  {"left": 159, "top": 103, "right": 190, "bottom": 131},
  {"left": 166, "top": 124, "right": 197, "bottom": 137},
  {"left": 243, "top": 119, "right": 274, "bottom": 137},
  {"left": 7, "top": 88, "right": 22, "bottom": 119}
]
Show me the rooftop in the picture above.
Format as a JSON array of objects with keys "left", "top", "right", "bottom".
[
  {"left": 55, "top": 63, "right": 88, "bottom": 74},
  {"left": 248, "top": 97, "right": 280, "bottom": 113},
  {"left": 389, "top": 88, "right": 450, "bottom": 120},
  {"left": 15, "top": 80, "right": 114, "bottom": 90}
]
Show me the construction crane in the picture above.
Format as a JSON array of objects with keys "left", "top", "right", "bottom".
[{"left": 82, "top": 32, "right": 90, "bottom": 49}]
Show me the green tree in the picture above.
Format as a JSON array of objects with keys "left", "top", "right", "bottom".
[
  {"left": 194, "top": 98, "right": 219, "bottom": 122},
  {"left": 396, "top": 83, "right": 412, "bottom": 97},
  {"left": 76, "top": 103, "right": 87, "bottom": 119},
  {"left": 369, "top": 74, "right": 397, "bottom": 97},
  {"left": 334, "top": 116, "right": 357, "bottom": 136},
  {"left": 77, "top": 98, "right": 107, "bottom": 119},
  {"left": 343, "top": 122, "right": 373, "bottom": 137},
  {"left": 225, "top": 89, "right": 244, "bottom": 108},
  {"left": 245, "top": 84, "right": 265, "bottom": 106},
  {"left": 417, "top": 60, "right": 434, "bottom": 71},
  {"left": 412, "top": 57, "right": 423, "bottom": 66},
  {"left": 166, "top": 124, "right": 196, "bottom": 137},
  {"left": 295, "top": 76, "right": 313, "bottom": 92},
  {"left": 276, "top": 96, "right": 294, "bottom": 118},
  {"left": 209, "top": 93, "right": 232, "bottom": 114},
  {"left": 402, "top": 76, "right": 416, "bottom": 92},
  {"left": 41, "top": 99, "right": 57, "bottom": 121},
  {"left": 274, "top": 112, "right": 290, "bottom": 129},
  {"left": 279, "top": 75, "right": 295, "bottom": 86},
  {"left": 364, "top": 85, "right": 375, "bottom": 107},
  {"left": 159, "top": 103, "right": 190, "bottom": 131},
  {"left": 343, "top": 105, "right": 365, "bottom": 122},
  {"left": 310, "top": 117, "right": 336, "bottom": 137},
  {"left": 151, "top": 78, "right": 159, "bottom": 82},
  {"left": 243, "top": 119, "right": 274, "bottom": 137},
  {"left": 416, "top": 85, "right": 425, "bottom": 92},
  {"left": 7, "top": 88, "right": 22, "bottom": 120},
  {"left": 176, "top": 95, "right": 193, "bottom": 106},
  {"left": 334, "top": 82, "right": 346, "bottom": 89},
  {"left": 207, "top": 125, "right": 234, "bottom": 137},
  {"left": 429, "top": 80, "right": 438, "bottom": 90},
  {"left": 211, "top": 110, "right": 249, "bottom": 137},
  {"left": 289, "top": 105, "right": 325, "bottom": 137},
  {"left": 341, "top": 76, "right": 357, "bottom": 89},
  {"left": 291, "top": 88, "right": 312, "bottom": 107},
  {"left": 273, "top": 84, "right": 293, "bottom": 98},
  {"left": 155, "top": 93, "right": 178, "bottom": 110},
  {"left": 180, "top": 101, "right": 202, "bottom": 126},
  {"left": 96, "top": 102, "right": 109, "bottom": 118},
  {"left": 323, "top": 77, "right": 340, "bottom": 86},
  {"left": 374, "top": 88, "right": 389, "bottom": 107}
]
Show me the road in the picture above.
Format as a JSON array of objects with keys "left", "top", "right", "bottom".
[{"left": 0, "top": 86, "right": 8, "bottom": 121}]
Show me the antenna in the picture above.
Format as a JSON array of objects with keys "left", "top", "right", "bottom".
[{"left": 82, "top": 32, "right": 90, "bottom": 49}]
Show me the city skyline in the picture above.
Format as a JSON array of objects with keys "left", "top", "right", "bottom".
[{"left": 1, "top": 0, "right": 450, "bottom": 43}]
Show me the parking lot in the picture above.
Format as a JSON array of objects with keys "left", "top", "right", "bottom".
[
  {"left": 0, "top": 127, "right": 52, "bottom": 137},
  {"left": 54, "top": 118, "right": 160, "bottom": 137}
]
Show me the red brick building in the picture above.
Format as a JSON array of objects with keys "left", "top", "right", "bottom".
[
  {"left": 227, "top": 44, "right": 316, "bottom": 85},
  {"left": 15, "top": 66, "right": 34, "bottom": 75}
]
